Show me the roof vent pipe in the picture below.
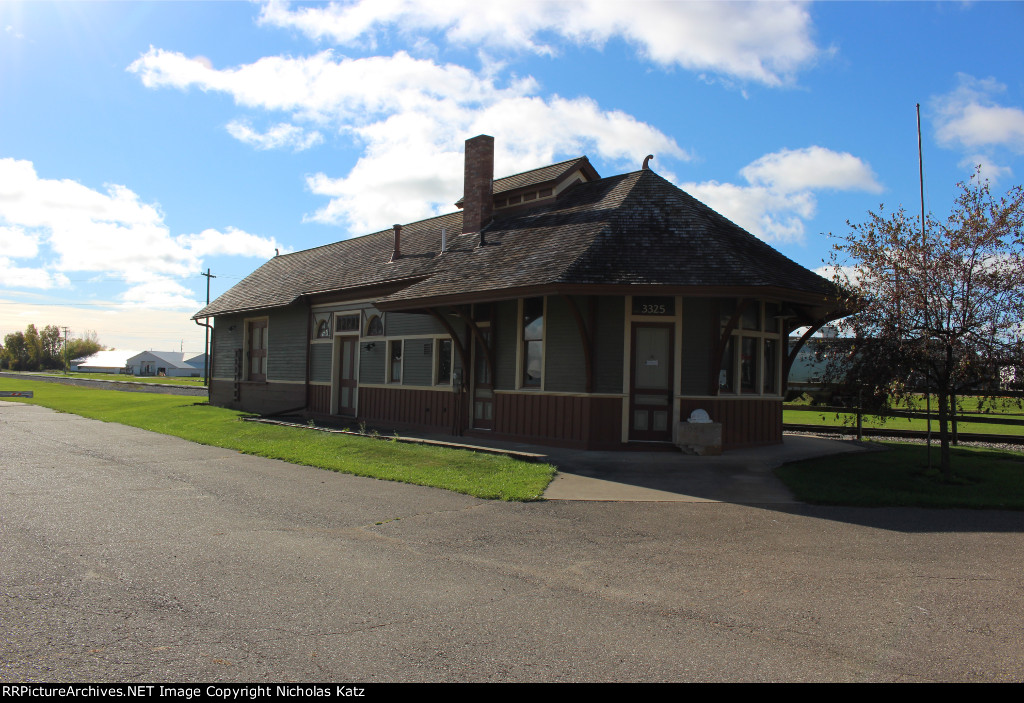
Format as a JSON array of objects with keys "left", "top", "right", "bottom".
[
  {"left": 440, "top": 227, "right": 446, "bottom": 253},
  {"left": 391, "top": 224, "right": 402, "bottom": 261}
]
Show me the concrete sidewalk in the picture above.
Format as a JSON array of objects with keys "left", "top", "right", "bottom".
[
  {"left": 261, "top": 415, "right": 874, "bottom": 504},
  {"left": 540, "top": 434, "right": 875, "bottom": 502}
]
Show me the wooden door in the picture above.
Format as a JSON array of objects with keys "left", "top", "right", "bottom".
[
  {"left": 247, "top": 319, "right": 268, "bottom": 382},
  {"left": 471, "top": 327, "right": 493, "bottom": 430},
  {"left": 336, "top": 335, "right": 358, "bottom": 416},
  {"left": 629, "top": 323, "right": 674, "bottom": 441}
]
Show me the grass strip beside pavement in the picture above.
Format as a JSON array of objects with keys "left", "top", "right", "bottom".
[
  {"left": 775, "top": 441, "right": 1024, "bottom": 509},
  {"left": 10, "top": 371, "right": 207, "bottom": 385},
  {"left": 0, "top": 378, "right": 555, "bottom": 501}
]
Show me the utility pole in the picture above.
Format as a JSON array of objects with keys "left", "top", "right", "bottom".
[
  {"left": 201, "top": 268, "right": 216, "bottom": 386},
  {"left": 62, "top": 326, "right": 70, "bottom": 375},
  {"left": 918, "top": 103, "right": 933, "bottom": 471}
]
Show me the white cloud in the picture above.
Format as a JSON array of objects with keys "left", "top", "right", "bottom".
[
  {"left": 934, "top": 74, "right": 1024, "bottom": 152},
  {"left": 226, "top": 120, "right": 323, "bottom": 151},
  {"left": 0, "top": 159, "right": 284, "bottom": 301},
  {"left": 0, "top": 257, "right": 70, "bottom": 289},
  {"left": 129, "top": 48, "right": 687, "bottom": 232},
  {"left": 682, "top": 146, "right": 880, "bottom": 243},
  {"left": 0, "top": 158, "right": 191, "bottom": 281},
  {"left": 176, "top": 227, "right": 288, "bottom": 259},
  {"left": 932, "top": 74, "right": 1024, "bottom": 180},
  {"left": 257, "top": 0, "right": 819, "bottom": 86},
  {"left": 740, "top": 146, "right": 882, "bottom": 194},
  {"left": 814, "top": 264, "right": 863, "bottom": 288},
  {"left": 958, "top": 154, "right": 1013, "bottom": 183},
  {"left": 118, "top": 278, "right": 201, "bottom": 310},
  {"left": 0, "top": 226, "right": 40, "bottom": 258}
]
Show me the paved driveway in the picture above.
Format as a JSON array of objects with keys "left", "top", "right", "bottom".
[{"left": 2, "top": 401, "right": 1022, "bottom": 682}]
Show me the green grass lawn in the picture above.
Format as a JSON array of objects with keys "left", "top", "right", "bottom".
[
  {"left": 776, "top": 441, "right": 1024, "bottom": 509},
  {"left": 784, "top": 392, "right": 1024, "bottom": 437},
  {"left": 16, "top": 370, "right": 208, "bottom": 385},
  {"left": 783, "top": 408, "right": 1024, "bottom": 437},
  {"left": 0, "top": 378, "right": 555, "bottom": 501}
]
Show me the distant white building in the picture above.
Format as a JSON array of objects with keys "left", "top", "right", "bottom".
[
  {"left": 71, "top": 350, "right": 141, "bottom": 374},
  {"left": 126, "top": 351, "right": 205, "bottom": 378}
]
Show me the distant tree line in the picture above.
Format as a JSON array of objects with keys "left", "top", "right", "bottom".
[{"left": 0, "top": 324, "right": 104, "bottom": 371}]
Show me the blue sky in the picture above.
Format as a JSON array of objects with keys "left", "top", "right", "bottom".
[{"left": 2, "top": 1, "right": 1022, "bottom": 353}]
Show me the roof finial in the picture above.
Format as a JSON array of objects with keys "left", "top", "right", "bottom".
[{"left": 642, "top": 154, "right": 654, "bottom": 170}]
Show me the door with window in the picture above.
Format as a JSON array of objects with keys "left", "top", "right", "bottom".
[
  {"left": 335, "top": 335, "right": 358, "bottom": 416},
  {"left": 471, "top": 327, "right": 493, "bottom": 430},
  {"left": 629, "top": 323, "right": 674, "bottom": 441},
  {"left": 247, "top": 319, "right": 268, "bottom": 382}
]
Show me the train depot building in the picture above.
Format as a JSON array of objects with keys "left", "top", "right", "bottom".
[{"left": 195, "top": 136, "right": 842, "bottom": 452}]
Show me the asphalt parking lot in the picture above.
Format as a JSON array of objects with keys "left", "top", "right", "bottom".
[{"left": 2, "top": 401, "right": 1022, "bottom": 682}]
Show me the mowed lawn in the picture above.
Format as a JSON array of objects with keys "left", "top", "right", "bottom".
[
  {"left": 0, "top": 378, "right": 554, "bottom": 501},
  {"left": 783, "top": 395, "right": 1024, "bottom": 438},
  {"left": 776, "top": 441, "right": 1024, "bottom": 509},
  {"left": 8, "top": 371, "right": 207, "bottom": 385}
]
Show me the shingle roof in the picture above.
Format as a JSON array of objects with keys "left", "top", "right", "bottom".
[
  {"left": 454, "top": 157, "right": 597, "bottom": 206},
  {"left": 195, "top": 166, "right": 837, "bottom": 319}
]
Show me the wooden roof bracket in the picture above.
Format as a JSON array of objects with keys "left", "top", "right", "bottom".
[
  {"left": 559, "top": 293, "right": 594, "bottom": 393},
  {"left": 425, "top": 308, "right": 469, "bottom": 377},
  {"left": 781, "top": 312, "right": 846, "bottom": 396},
  {"left": 448, "top": 307, "right": 495, "bottom": 383},
  {"left": 711, "top": 298, "right": 752, "bottom": 395}
]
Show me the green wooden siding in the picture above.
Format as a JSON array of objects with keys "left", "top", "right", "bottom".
[
  {"left": 386, "top": 312, "right": 447, "bottom": 336},
  {"left": 267, "top": 305, "right": 308, "bottom": 383},
  {"left": 309, "top": 342, "right": 333, "bottom": 384},
  {"left": 403, "top": 338, "right": 434, "bottom": 386},
  {"left": 544, "top": 296, "right": 587, "bottom": 393},
  {"left": 592, "top": 296, "right": 624, "bottom": 394},
  {"left": 212, "top": 314, "right": 243, "bottom": 378},
  {"left": 680, "top": 297, "right": 714, "bottom": 396},
  {"left": 359, "top": 340, "right": 385, "bottom": 384},
  {"left": 493, "top": 300, "right": 518, "bottom": 390}
]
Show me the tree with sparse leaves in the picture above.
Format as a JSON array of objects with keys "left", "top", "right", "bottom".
[{"left": 826, "top": 170, "right": 1024, "bottom": 479}]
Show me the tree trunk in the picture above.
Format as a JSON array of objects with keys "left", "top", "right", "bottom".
[
  {"left": 950, "top": 390, "right": 959, "bottom": 445},
  {"left": 937, "top": 390, "right": 952, "bottom": 481}
]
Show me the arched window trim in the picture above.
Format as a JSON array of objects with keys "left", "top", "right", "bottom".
[{"left": 365, "top": 314, "right": 384, "bottom": 337}]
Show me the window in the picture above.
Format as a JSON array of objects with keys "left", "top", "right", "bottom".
[
  {"left": 522, "top": 297, "right": 543, "bottom": 387},
  {"left": 312, "top": 312, "right": 332, "bottom": 339},
  {"left": 389, "top": 340, "right": 402, "bottom": 383},
  {"left": 366, "top": 315, "right": 384, "bottom": 337},
  {"left": 247, "top": 318, "right": 268, "bottom": 382},
  {"left": 337, "top": 314, "right": 359, "bottom": 333},
  {"left": 719, "top": 300, "right": 782, "bottom": 396},
  {"left": 436, "top": 338, "right": 452, "bottom": 385}
]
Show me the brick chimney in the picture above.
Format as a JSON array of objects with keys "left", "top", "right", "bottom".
[
  {"left": 390, "top": 223, "right": 402, "bottom": 261},
  {"left": 462, "top": 135, "right": 494, "bottom": 235}
]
